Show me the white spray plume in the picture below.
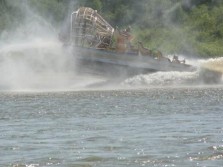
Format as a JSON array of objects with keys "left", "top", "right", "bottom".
[{"left": 0, "top": 1, "right": 105, "bottom": 91}]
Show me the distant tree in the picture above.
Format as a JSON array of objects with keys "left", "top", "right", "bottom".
[{"left": 76, "top": 0, "right": 102, "bottom": 11}]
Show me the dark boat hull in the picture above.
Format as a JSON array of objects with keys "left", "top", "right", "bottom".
[{"left": 73, "top": 47, "right": 195, "bottom": 77}]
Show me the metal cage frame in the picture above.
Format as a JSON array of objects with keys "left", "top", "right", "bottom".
[{"left": 70, "top": 7, "right": 114, "bottom": 49}]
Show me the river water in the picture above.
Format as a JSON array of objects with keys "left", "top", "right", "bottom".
[{"left": 0, "top": 86, "right": 223, "bottom": 167}]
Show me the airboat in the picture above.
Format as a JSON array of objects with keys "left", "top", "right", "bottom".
[{"left": 59, "top": 7, "right": 222, "bottom": 83}]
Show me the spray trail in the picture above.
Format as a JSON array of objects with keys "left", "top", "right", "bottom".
[
  {"left": 0, "top": 1, "right": 107, "bottom": 91},
  {"left": 0, "top": 38, "right": 107, "bottom": 91},
  {"left": 1, "top": 39, "right": 70, "bottom": 91}
]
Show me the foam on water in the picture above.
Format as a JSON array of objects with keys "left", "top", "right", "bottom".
[
  {"left": 199, "top": 57, "right": 223, "bottom": 73},
  {"left": 122, "top": 71, "right": 199, "bottom": 87}
]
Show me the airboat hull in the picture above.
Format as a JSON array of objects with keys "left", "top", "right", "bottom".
[{"left": 73, "top": 47, "right": 196, "bottom": 78}]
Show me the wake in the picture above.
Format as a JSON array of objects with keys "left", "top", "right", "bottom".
[
  {"left": 121, "top": 57, "right": 223, "bottom": 88},
  {"left": 122, "top": 71, "right": 199, "bottom": 87}
]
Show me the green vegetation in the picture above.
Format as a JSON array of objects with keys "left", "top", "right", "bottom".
[{"left": 1, "top": 0, "right": 223, "bottom": 57}]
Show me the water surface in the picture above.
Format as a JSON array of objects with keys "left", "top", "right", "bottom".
[{"left": 0, "top": 87, "right": 223, "bottom": 167}]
